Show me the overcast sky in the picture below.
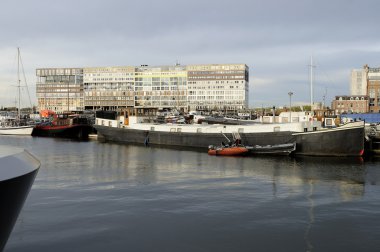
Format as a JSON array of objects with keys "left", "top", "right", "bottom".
[{"left": 1, "top": 0, "right": 380, "bottom": 109}]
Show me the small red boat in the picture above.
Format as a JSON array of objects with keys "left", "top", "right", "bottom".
[{"left": 208, "top": 145, "right": 249, "bottom": 156}]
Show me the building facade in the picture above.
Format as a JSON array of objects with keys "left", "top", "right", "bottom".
[
  {"left": 350, "top": 65, "right": 380, "bottom": 113},
  {"left": 36, "top": 68, "right": 84, "bottom": 113},
  {"left": 331, "top": 95, "right": 369, "bottom": 114},
  {"left": 133, "top": 65, "right": 188, "bottom": 110},
  {"left": 83, "top": 66, "right": 135, "bottom": 110},
  {"left": 186, "top": 64, "right": 249, "bottom": 111},
  {"left": 368, "top": 67, "right": 380, "bottom": 113},
  {"left": 350, "top": 65, "right": 368, "bottom": 96},
  {"left": 36, "top": 63, "right": 249, "bottom": 113}
]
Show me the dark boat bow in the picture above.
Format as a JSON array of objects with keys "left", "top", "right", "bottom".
[{"left": 0, "top": 146, "right": 40, "bottom": 251}]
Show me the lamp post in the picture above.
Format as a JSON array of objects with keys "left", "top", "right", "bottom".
[
  {"left": 67, "top": 77, "right": 70, "bottom": 112},
  {"left": 288, "top": 92, "right": 293, "bottom": 123}
]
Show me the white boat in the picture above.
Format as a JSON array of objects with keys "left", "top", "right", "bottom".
[
  {"left": 0, "top": 48, "right": 34, "bottom": 136},
  {"left": 0, "top": 125, "right": 33, "bottom": 135}
]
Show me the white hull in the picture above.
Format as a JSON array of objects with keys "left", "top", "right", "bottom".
[{"left": 0, "top": 126, "right": 34, "bottom": 135}]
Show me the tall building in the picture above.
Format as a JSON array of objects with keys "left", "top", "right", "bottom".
[
  {"left": 36, "top": 63, "right": 249, "bottom": 113},
  {"left": 187, "top": 64, "right": 249, "bottom": 111},
  {"left": 350, "top": 65, "right": 380, "bottom": 113},
  {"left": 350, "top": 65, "right": 368, "bottom": 95},
  {"left": 36, "top": 68, "right": 84, "bottom": 113}
]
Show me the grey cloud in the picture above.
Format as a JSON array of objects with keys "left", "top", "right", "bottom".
[{"left": 1, "top": 0, "right": 380, "bottom": 107}]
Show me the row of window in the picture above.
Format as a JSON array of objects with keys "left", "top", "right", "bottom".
[
  {"left": 84, "top": 73, "right": 134, "bottom": 77},
  {"left": 188, "top": 101, "right": 244, "bottom": 105},
  {"left": 85, "top": 101, "right": 134, "bottom": 106},
  {"left": 337, "top": 97, "right": 367, "bottom": 101},
  {"left": 335, "top": 109, "right": 368, "bottom": 114},
  {"left": 188, "top": 91, "right": 244, "bottom": 95},
  {"left": 335, "top": 103, "right": 366, "bottom": 108},
  {"left": 188, "top": 76, "right": 244, "bottom": 80},
  {"left": 37, "top": 93, "right": 82, "bottom": 98},
  {"left": 85, "top": 97, "right": 134, "bottom": 101},
  {"left": 40, "top": 106, "right": 84, "bottom": 112},
  {"left": 188, "top": 81, "right": 245, "bottom": 84},
  {"left": 188, "top": 96, "right": 244, "bottom": 101},
  {"left": 135, "top": 101, "right": 187, "bottom": 107}
]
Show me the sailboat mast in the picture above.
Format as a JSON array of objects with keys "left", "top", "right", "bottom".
[{"left": 17, "top": 47, "right": 21, "bottom": 121}]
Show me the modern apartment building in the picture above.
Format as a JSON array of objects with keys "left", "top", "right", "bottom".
[
  {"left": 36, "top": 68, "right": 84, "bottom": 113},
  {"left": 331, "top": 95, "right": 369, "bottom": 114},
  {"left": 133, "top": 64, "right": 188, "bottom": 110},
  {"left": 36, "top": 63, "right": 249, "bottom": 113},
  {"left": 187, "top": 64, "right": 249, "bottom": 111},
  {"left": 83, "top": 66, "right": 135, "bottom": 110}
]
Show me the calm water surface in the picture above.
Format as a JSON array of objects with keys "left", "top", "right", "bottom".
[{"left": 2, "top": 136, "right": 380, "bottom": 252}]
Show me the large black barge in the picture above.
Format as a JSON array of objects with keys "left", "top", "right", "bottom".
[{"left": 94, "top": 111, "right": 366, "bottom": 157}]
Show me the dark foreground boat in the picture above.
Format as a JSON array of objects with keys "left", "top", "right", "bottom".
[
  {"left": 246, "top": 142, "right": 296, "bottom": 155},
  {"left": 32, "top": 113, "right": 93, "bottom": 140},
  {"left": 0, "top": 146, "right": 40, "bottom": 251}
]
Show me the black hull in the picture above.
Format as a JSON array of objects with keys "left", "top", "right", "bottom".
[
  {"left": 293, "top": 126, "right": 365, "bottom": 156},
  {"left": 32, "top": 125, "right": 93, "bottom": 140},
  {"left": 95, "top": 125, "right": 294, "bottom": 150},
  {"left": 246, "top": 143, "right": 296, "bottom": 155},
  {"left": 0, "top": 148, "right": 40, "bottom": 251},
  {"left": 94, "top": 124, "right": 365, "bottom": 157}
]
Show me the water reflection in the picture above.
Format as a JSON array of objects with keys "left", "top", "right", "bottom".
[
  {"left": 304, "top": 180, "right": 315, "bottom": 252},
  {"left": 0, "top": 136, "right": 369, "bottom": 200},
  {"left": 3, "top": 135, "right": 380, "bottom": 252}
]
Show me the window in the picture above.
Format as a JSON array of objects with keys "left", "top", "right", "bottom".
[{"left": 369, "top": 89, "right": 375, "bottom": 98}]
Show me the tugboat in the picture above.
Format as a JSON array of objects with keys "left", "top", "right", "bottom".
[{"left": 32, "top": 110, "right": 93, "bottom": 140}]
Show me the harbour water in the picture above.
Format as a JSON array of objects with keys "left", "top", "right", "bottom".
[{"left": 2, "top": 136, "right": 380, "bottom": 251}]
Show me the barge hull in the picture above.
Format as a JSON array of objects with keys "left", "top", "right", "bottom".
[
  {"left": 94, "top": 125, "right": 294, "bottom": 150},
  {"left": 95, "top": 123, "right": 365, "bottom": 157},
  {"left": 293, "top": 125, "right": 365, "bottom": 156}
]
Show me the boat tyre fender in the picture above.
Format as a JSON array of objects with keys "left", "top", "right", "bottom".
[{"left": 144, "top": 131, "right": 150, "bottom": 147}]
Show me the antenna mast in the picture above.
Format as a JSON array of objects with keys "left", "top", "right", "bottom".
[{"left": 309, "top": 56, "right": 316, "bottom": 109}]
